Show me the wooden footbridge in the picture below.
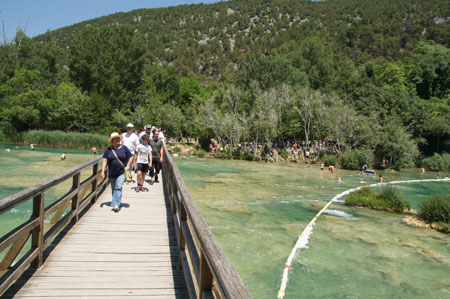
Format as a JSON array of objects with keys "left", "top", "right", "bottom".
[{"left": 0, "top": 148, "right": 251, "bottom": 299}]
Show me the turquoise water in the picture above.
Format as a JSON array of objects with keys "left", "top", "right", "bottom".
[
  {"left": 0, "top": 144, "right": 97, "bottom": 255},
  {"left": 1, "top": 146, "right": 449, "bottom": 298},
  {"left": 175, "top": 157, "right": 450, "bottom": 299}
]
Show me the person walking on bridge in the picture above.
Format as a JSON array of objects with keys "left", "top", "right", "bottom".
[
  {"left": 122, "top": 123, "right": 139, "bottom": 172},
  {"left": 101, "top": 132, "right": 133, "bottom": 212},
  {"left": 149, "top": 128, "right": 164, "bottom": 184},
  {"left": 133, "top": 134, "right": 152, "bottom": 191}
]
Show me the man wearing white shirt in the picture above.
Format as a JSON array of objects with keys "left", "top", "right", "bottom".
[{"left": 122, "top": 123, "right": 140, "bottom": 171}]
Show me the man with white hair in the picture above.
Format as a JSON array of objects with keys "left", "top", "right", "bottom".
[{"left": 122, "top": 123, "right": 140, "bottom": 170}]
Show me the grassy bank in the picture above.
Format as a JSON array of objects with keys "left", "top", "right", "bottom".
[
  {"left": 417, "top": 194, "right": 450, "bottom": 231},
  {"left": 345, "top": 186, "right": 411, "bottom": 212},
  {"left": 23, "top": 130, "right": 108, "bottom": 150}
]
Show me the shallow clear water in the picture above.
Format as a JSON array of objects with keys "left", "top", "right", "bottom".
[
  {"left": 175, "top": 157, "right": 450, "bottom": 299},
  {"left": 1, "top": 146, "right": 449, "bottom": 298},
  {"left": 0, "top": 144, "right": 98, "bottom": 256}
]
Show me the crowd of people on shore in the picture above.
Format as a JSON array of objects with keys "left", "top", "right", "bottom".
[
  {"left": 101, "top": 123, "right": 166, "bottom": 212},
  {"left": 207, "top": 139, "right": 341, "bottom": 164}
]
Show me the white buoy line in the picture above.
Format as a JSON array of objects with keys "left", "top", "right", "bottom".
[{"left": 277, "top": 178, "right": 449, "bottom": 299}]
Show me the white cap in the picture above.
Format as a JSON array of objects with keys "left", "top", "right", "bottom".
[{"left": 126, "top": 123, "right": 134, "bottom": 128}]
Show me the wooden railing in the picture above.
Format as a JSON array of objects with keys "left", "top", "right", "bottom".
[
  {"left": 0, "top": 157, "right": 107, "bottom": 295},
  {"left": 162, "top": 147, "right": 252, "bottom": 299}
]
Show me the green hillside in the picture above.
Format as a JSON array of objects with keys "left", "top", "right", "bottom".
[
  {"left": 35, "top": 0, "right": 450, "bottom": 82},
  {"left": 0, "top": 0, "right": 449, "bottom": 168}
]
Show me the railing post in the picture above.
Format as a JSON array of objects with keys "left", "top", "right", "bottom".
[
  {"left": 31, "top": 193, "right": 45, "bottom": 268},
  {"left": 71, "top": 173, "right": 81, "bottom": 224},
  {"left": 178, "top": 197, "right": 187, "bottom": 268},
  {"left": 199, "top": 252, "right": 214, "bottom": 299},
  {"left": 91, "top": 163, "right": 99, "bottom": 203}
]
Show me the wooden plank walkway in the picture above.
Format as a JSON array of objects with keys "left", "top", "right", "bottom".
[{"left": 2, "top": 173, "right": 188, "bottom": 298}]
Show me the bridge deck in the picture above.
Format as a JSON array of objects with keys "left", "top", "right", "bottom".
[{"left": 3, "top": 174, "right": 188, "bottom": 298}]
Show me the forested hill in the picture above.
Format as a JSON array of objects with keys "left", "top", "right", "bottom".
[
  {"left": 1, "top": 0, "right": 449, "bottom": 168},
  {"left": 37, "top": 0, "right": 449, "bottom": 82}
]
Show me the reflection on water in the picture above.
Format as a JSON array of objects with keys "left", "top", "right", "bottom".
[{"left": 175, "top": 157, "right": 450, "bottom": 299}]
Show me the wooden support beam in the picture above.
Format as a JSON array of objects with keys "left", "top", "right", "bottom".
[
  {"left": 50, "top": 198, "right": 70, "bottom": 225},
  {"left": 0, "top": 232, "right": 30, "bottom": 271},
  {"left": 91, "top": 163, "right": 99, "bottom": 203},
  {"left": 31, "top": 193, "right": 44, "bottom": 268},
  {"left": 71, "top": 173, "right": 81, "bottom": 224},
  {"left": 199, "top": 252, "right": 214, "bottom": 299}
]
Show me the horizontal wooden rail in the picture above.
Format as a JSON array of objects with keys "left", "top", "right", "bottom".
[
  {"left": 0, "top": 156, "right": 107, "bottom": 295},
  {"left": 162, "top": 147, "right": 252, "bottom": 299}
]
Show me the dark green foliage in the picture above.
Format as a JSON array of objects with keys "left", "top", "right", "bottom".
[
  {"left": 339, "top": 151, "right": 361, "bottom": 170},
  {"left": 32, "top": 0, "right": 448, "bottom": 83},
  {"left": 279, "top": 149, "right": 289, "bottom": 160},
  {"left": 345, "top": 186, "right": 410, "bottom": 212},
  {"left": 68, "top": 25, "right": 147, "bottom": 110},
  {"left": 378, "top": 186, "right": 411, "bottom": 212},
  {"left": 237, "top": 55, "right": 301, "bottom": 90},
  {"left": 339, "top": 148, "right": 375, "bottom": 170},
  {"left": 321, "top": 154, "right": 336, "bottom": 167},
  {"left": 242, "top": 153, "right": 258, "bottom": 161},
  {"left": 407, "top": 41, "right": 450, "bottom": 100},
  {"left": 422, "top": 153, "right": 450, "bottom": 172},
  {"left": 418, "top": 194, "right": 450, "bottom": 224},
  {"left": 172, "top": 146, "right": 181, "bottom": 153},
  {"left": 195, "top": 149, "right": 207, "bottom": 158}
]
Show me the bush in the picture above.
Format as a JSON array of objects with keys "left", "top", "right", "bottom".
[
  {"left": 345, "top": 186, "right": 410, "bottom": 212},
  {"left": 417, "top": 194, "right": 450, "bottom": 224},
  {"left": 243, "top": 152, "right": 257, "bottom": 161},
  {"left": 339, "top": 151, "right": 359, "bottom": 170},
  {"left": 280, "top": 149, "right": 289, "bottom": 160},
  {"left": 321, "top": 154, "right": 337, "bottom": 166},
  {"left": 195, "top": 149, "right": 207, "bottom": 158},
  {"left": 232, "top": 149, "right": 244, "bottom": 159},
  {"left": 378, "top": 186, "right": 411, "bottom": 212},
  {"left": 422, "top": 153, "right": 450, "bottom": 172},
  {"left": 216, "top": 151, "right": 232, "bottom": 159},
  {"left": 339, "top": 148, "right": 375, "bottom": 170},
  {"left": 173, "top": 146, "right": 181, "bottom": 153},
  {"left": 23, "top": 130, "right": 108, "bottom": 150},
  {"left": 345, "top": 188, "right": 375, "bottom": 207}
]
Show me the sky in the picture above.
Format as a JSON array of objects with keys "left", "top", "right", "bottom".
[{"left": 0, "top": 0, "right": 225, "bottom": 43}]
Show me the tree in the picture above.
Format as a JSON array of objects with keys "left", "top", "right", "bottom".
[
  {"left": 407, "top": 41, "right": 450, "bottom": 100},
  {"left": 290, "top": 87, "right": 323, "bottom": 147},
  {"left": 236, "top": 54, "right": 294, "bottom": 90},
  {"left": 288, "top": 37, "right": 335, "bottom": 91},
  {"left": 48, "top": 82, "right": 88, "bottom": 131},
  {"left": 68, "top": 25, "right": 147, "bottom": 109},
  {"left": 377, "top": 119, "right": 419, "bottom": 168}
]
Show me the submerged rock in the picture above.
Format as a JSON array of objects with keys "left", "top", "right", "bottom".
[{"left": 402, "top": 216, "right": 449, "bottom": 233}]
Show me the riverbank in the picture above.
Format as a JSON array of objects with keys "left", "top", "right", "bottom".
[{"left": 402, "top": 216, "right": 450, "bottom": 233}]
